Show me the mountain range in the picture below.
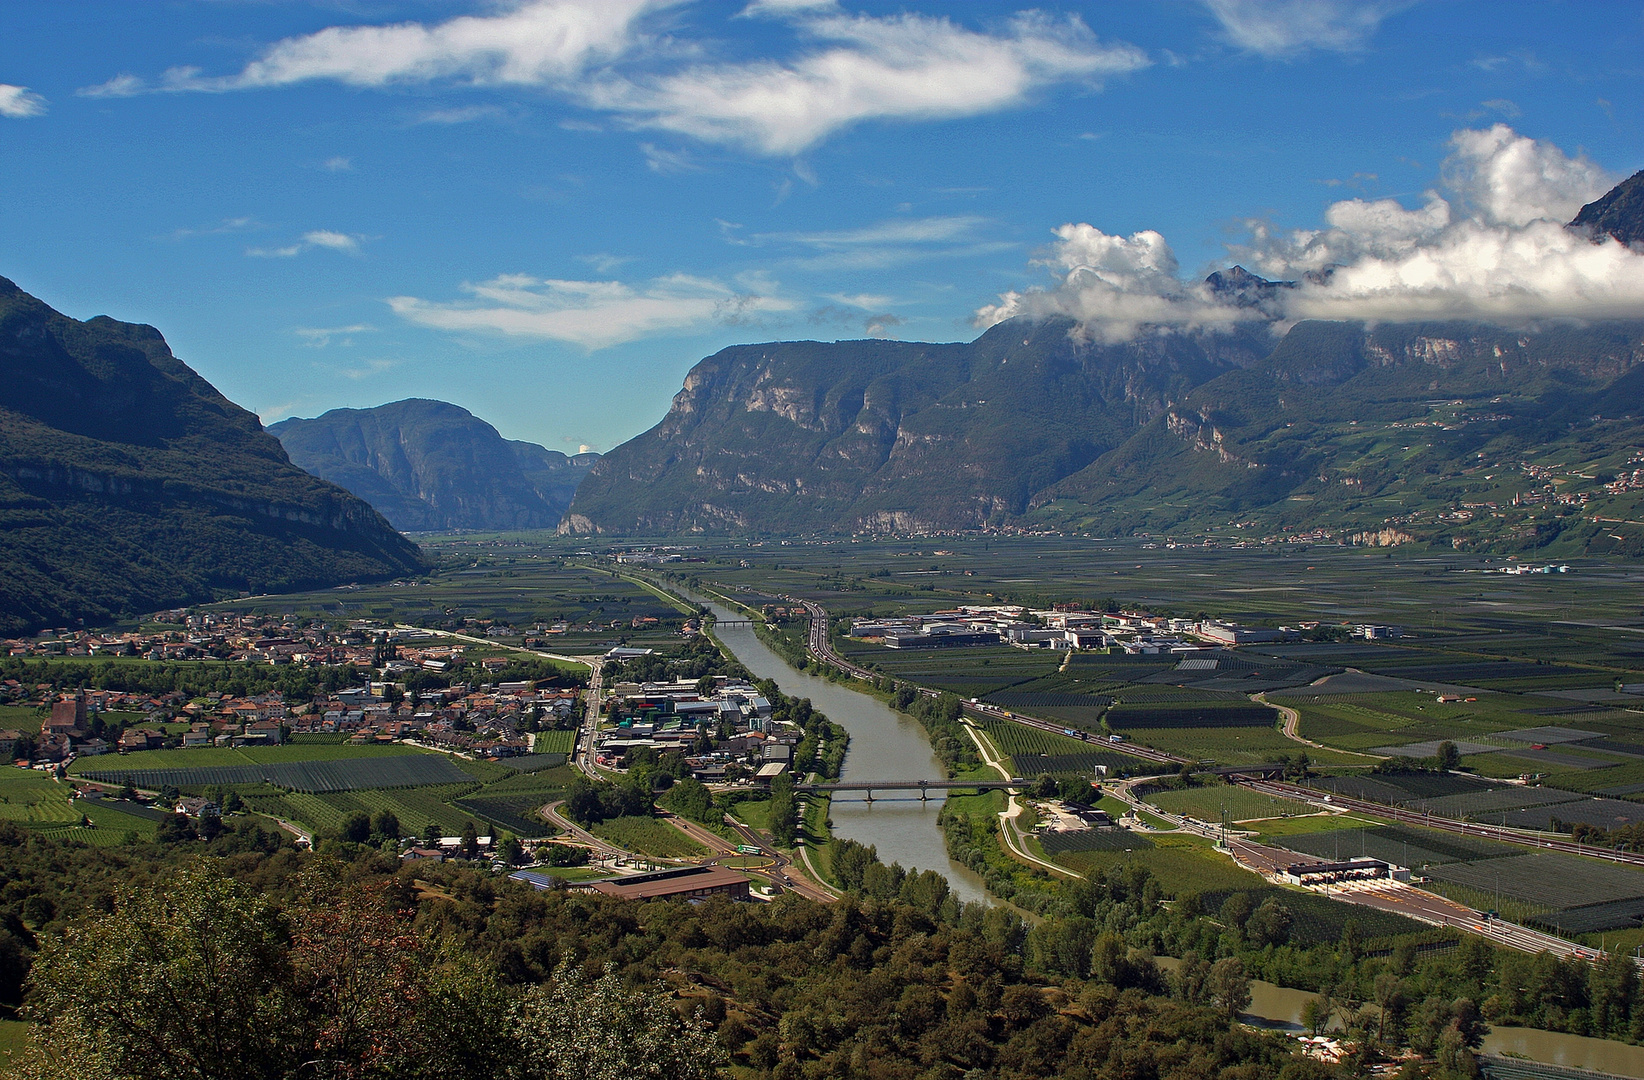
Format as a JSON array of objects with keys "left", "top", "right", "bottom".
[
  {"left": 0, "top": 277, "right": 426, "bottom": 635},
  {"left": 270, "top": 400, "right": 598, "bottom": 532},
  {"left": 565, "top": 174, "right": 1644, "bottom": 552}
]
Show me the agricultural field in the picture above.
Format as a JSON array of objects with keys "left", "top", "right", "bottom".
[
  {"left": 212, "top": 539, "right": 695, "bottom": 654},
  {"left": 529, "top": 730, "right": 578, "bottom": 755},
  {"left": 589, "top": 815, "right": 706, "bottom": 859},
  {"left": 1120, "top": 725, "right": 1366, "bottom": 767},
  {"left": 836, "top": 641, "right": 1062, "bottom": 698},
  {"left": 1036, "top": 829, "right": 1153, "bottom": 856},
  {"left": 0, "top": 705, "right": 42, "bottom": 735},
  {"left": 1143, "top": 785, "right": 1316, "bottom": 823},
  {"left": 0, "top": 769, "right": 80, "bottom": 826},
  {"left": 1049, "top": 833, "right": 1266, "bottom": 895},
  {"left": 76, "top": 753, "right": 475, "bottom": 794},
  {"left": 978, "top": 718, "right": 1165, "bottom": 779}
]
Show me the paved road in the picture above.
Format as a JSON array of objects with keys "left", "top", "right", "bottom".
[
  {"left": 719, "top": 815, "right": 835, "bottom": 902},
  {"left": 574, "top": 657, "right": 605, "bottom": 778}
]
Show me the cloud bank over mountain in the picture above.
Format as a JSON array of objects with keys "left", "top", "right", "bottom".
[{"left": 977, "top": 125, "right": 1643, "bottom": 340}]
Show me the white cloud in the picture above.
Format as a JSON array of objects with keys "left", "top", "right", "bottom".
[
  {"left": 753, "top": 214, "right": 1010, "bottom": 269},
  {"left": 826, "top": 292, "right": 894, "bottom": 309},
  {"left": 220, "top": 0, "right": 665, "bottom": 90},
  {"left": 0, "top": 84, "right": 46, "bottom": 118},
  {"left": 975, "top": 224, "right": 1262, "bottom": 343},
  {"left": 417, "top": 104, "right": 507, "bottom": 124},
  {"left": 639, "top": 142, "right": 702, "bottom": 173},
  {"left": 322, "top": 156, "right": 353, "bottom": 171},
  {"left": 295, "top": 324, "right": 377, "bottom": 347},
  {"left": 79, "top": 74, "right": 145, "bottom": 99},
  {"left": 1442, "top": 124, "right": 1615, "bottom": 227},
  {"left": 248, "top": 230, "right": 366, "bottom": 258},
  {"left": 88, "top": 2, "right": 1145, "bottom": 157},
  {"left": 388, "top": 272, "right": 797, "bottom": 349},
  {"left": 977, "top": 125, "right": 1644, "bottom": 339},
  {"left": 586, "top": 10, "right": 1148, "bottom": 155},
  {"left": 1202, "top": 0, "right": 1408, "bottom": 57}
]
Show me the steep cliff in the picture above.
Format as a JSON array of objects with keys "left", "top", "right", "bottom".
[{"left": 0, "top": 277, "right": 427, "bottom": 634}]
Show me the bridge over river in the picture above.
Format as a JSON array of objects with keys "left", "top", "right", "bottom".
[{"left": 793, "top": 778, "right": 1031, "bottom": 802}]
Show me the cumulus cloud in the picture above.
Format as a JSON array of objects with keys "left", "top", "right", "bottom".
[
  {"left": 975, "top": 224, "right": 1263, "bottom": 343},
  {"left": 82, "top": 2, "right": 1145, "bottom": 156},
  {"left": 1202, "top": 0, "right": 1409, "bottom": 57},
  {"left": 0, "top": 84, "right": 46, "bottom": 117},
  {"left": 584, "top": 9, "right": 1148, "bottom": 155},
  {"left": 388, "top": 272, "right": 797, "bottom": 349},
  {"left": 977, "top": 124, "right": 1644, "bottom": 339}
]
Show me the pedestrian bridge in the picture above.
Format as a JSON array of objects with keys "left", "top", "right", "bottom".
[
  {"left": 793, "top": 778, "right": 1031, "bottom": 802},
  {"left": 713, "top": 617, "right": 754, "bottom": 628}
]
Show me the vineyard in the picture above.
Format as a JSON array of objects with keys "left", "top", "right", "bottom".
[
  {"left": 528, "top": 730, "right": 578, "bottom": 755},
  {"left": 1105, "top": 703, "right": 1277, "bottom": 729},
  {"left": 1036, "top": 829, "right": 1152, "bottom": 855},
  {"left": 1144, "top": 786, "right": 1314, "bottom": 822},
  {"left": 81, "top": 753, "right": 475, "bottom": 794}
]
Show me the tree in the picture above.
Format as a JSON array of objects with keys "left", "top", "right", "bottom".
[
  {"left": 1219, "top": 891, "right": 1255, "bottom": 934},
  {"left": 371, "top": 809, "right": 401, "bottom": 843},
  {"left": 1209, "top": 957, "right": 1251, "bottom": 1017},
  {"left": 1436, "top": 741, "right": 1461, "bottom": 772},
  {"left": 1245, "top": 898, "right": 1293, "bottom": 948},
  {"left": 461, "top": 820, "right": 480, "bottom": 860},
  {"left": 19, "top": 864, "right": 289, "bottom": 1080},
  {"left": 340, "top": 811, "right": 372, "bottom": 844},
  {"left": 510, "top": 961, "right": 721, "bottom": 1080},
  {"left": 1301, "top": 994, "right": 1333, "bottom": 1037}
]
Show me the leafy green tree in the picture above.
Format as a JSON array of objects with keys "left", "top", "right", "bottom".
[
  {"left": 20, "top": 863, "right": 289, "bottom": 1080},
  {"left": 340, "top": 812, "right": 372, "bottom": 845},
  {"left": 371, "top": 809, "right": 401, "bottom": 843},
  {"left": 510, "top": 961, "right": 721, "bottom": 1080},
  {"left": 1209, "top": 957, "right": 1251, "bottom": 1017}
]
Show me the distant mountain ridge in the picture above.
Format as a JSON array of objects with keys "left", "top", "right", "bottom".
[
  {"left": 0, "top": 276, "right": 426, "bottom": 635},
  {"left": 270, "top": 399, "right": 598, "bottom": 532},
  {"left": 565, "top": 175, "right": 1644, "bottom": 552}
]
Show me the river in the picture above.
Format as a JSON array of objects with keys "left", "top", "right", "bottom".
[
  {"left": 689, "top": 594, "right": 1644, "bottom": 1075},
  {"left": 689, "top": 596, "right": 992, "bottom": 904},
  {"left": 1152, "top": 957, "right": 1644, "bottom": 1076}
]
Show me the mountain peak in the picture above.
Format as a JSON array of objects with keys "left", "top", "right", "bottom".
[
  {"left": 1570, "top": 169, "right": 1644, "bottom": 247},
  {"left": 1204, "top": 265, "right": 1292, "bottom": 308}
]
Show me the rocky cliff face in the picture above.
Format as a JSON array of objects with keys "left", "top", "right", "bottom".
[
  {"left": 0, "top": 276, "right": 426, "bottom": 634},
  {"left": 565, "top": 304, "right": 1644, "bottom": 548},
  {"left": 270, "top": 399, "right": 597, "bottom": 532},
  {"left": 564, "top": 317, "right": 1274, "bottom": 534}
]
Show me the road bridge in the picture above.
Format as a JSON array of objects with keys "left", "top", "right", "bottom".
[{"left": 794, "top": 778, "right": 1031, "bottom": 802}]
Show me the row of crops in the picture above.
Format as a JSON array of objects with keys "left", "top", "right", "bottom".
[
  {"left": 1105, "top": 703, "right": 1277, "bottom": 729},
  {"left": 1273, "top": 817, "right": 1644, "bottom": 934},
  {"left": 81, "top": 754, "right": 475, "bottom": 794}
]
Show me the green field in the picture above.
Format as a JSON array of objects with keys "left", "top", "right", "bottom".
[
  {"left": 589, "top": 815, "right": 706, "bottom": 859},
  {"left": 529, "top": 730, "right": 577, "bottom": 755},
  {"left": 1144, "top": 785, "right": 1316, "bottom": 823},
  {"left": 1051, "top": 833, "right": 1265, "bottom": 896},
  {"left": 0, "top": 769, "right": 78, "bottom": 825},
  {"left": 1123, "top": 725, "right": 1367, "bottom": 766}
]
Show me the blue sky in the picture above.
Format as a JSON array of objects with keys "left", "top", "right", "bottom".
[{"left": 1, "top": 1, "right": 1642, "bottom": 453}]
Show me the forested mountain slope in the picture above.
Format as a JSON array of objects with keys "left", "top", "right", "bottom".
[{"left": 0, "top": 277, "right": 426, "bottom": 634}]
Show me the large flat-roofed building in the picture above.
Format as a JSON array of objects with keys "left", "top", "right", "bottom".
[
  {"left": 583, "top": 865, "right": 751, "bottom": 902},
  {"left": 884, "top": 631, "right": 1001, "bottom": 649}
]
